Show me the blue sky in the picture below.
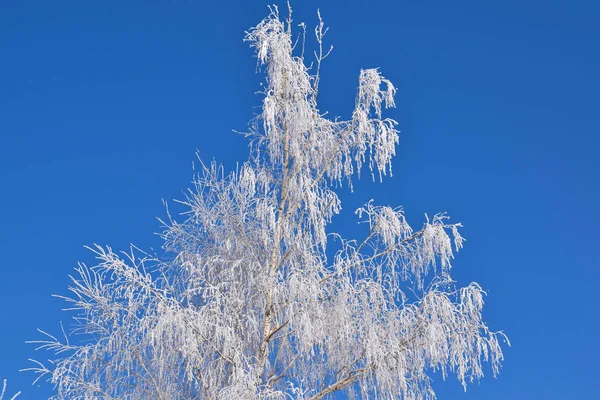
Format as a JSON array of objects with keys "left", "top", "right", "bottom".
[{"left": 1, "top": 0, "right": 599, "bottom": 398}]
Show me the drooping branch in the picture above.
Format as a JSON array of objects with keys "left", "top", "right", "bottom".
[{"left": 319, "top": 228, "right": 425, "bottom": 285}]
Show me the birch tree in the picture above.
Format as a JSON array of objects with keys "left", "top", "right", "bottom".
[{"left": 27, "top": 5, "right": 507, "bottom": 399}]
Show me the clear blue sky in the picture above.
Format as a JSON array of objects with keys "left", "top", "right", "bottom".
[{"left": 1, "top": 0, "right": 598, "bottom": 398}]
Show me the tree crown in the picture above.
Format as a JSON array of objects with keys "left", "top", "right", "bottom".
[{"left": 26, "top": 5, "right": 507, "bottom": 399}]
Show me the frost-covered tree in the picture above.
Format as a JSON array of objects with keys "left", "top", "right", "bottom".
[{"left": 27, "top": 5, "right": 507, "bottom": 399}]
